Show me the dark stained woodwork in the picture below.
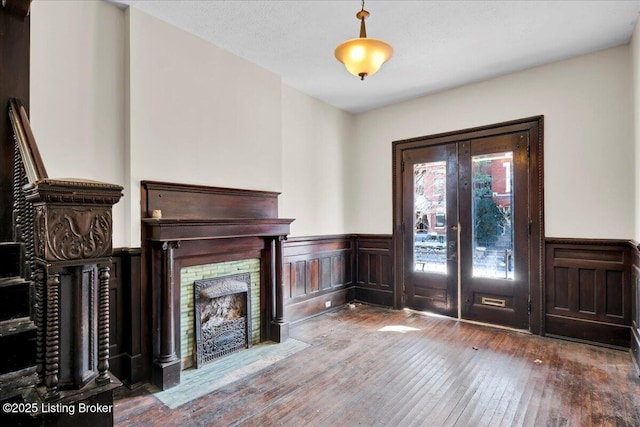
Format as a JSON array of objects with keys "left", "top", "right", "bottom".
[
  {"left": 1, "top": 4, "right": 124, "bottom": 424},
  {"left": 113, "top": 304, "right": 640, "bottom": 426},
  {"left": 140, "top": 181, "right": 292, "bottom": 390},
  {"left": 24, "top": 179, "right": 123, "bottom": 401},
  {"left": 283, "top": 235, "right": 354, "bottom": 322},
  {"left": 109, "top": 248, "right": 143, "bottom": 389},
  {"left": 631, "top": 242, "right": 640, "bottom": 374},
  {"left": 399, "top": 143, "right": 458, "bottom": 317},
  {"left": 141, "top": 181, "right": 279, "bottom": 220},
  {"left": 393, "top": 116, "right": 544, "bottom": 334},
  {"left": 113, "top": 234, "right": 393, "bottom": 369},
  {"left": 355, "top": 234, "right": 394, "bottom": 307},
  {"left": 3, "top": 0, "right": 32, "bottom": 17},
  {"left": 545, "top": 238, "right": 633, "bottom": 348},
  {"left": 9, "top": 98, "right": 47, "bottom": 183},
  {"left": 0, "top": 3, "right": 30, "bottom": 241},
  {"left": 142, "top": 218, "right": 293, "bottom": 241},
  {"left": 271, "top": 236, "right": 288, "bottom": 341},
  {"left": 458, "top": 133, "right": 531, "bottom": 330}
]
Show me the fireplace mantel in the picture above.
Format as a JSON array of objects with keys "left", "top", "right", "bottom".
[
  {"left": 141, "top": 181, "right": 294, "bottom": 390},
  {"left": 142, "top": 218, "right": 294, "bottom": 241}
]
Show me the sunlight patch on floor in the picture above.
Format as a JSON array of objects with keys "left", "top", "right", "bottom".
[{"left": 378, "top": 325, "right": 421, "bottom": 333}]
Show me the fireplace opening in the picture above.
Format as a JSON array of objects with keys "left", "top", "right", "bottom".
[{"left": 194, "top": 273, "right": 252, "bottom": 368}]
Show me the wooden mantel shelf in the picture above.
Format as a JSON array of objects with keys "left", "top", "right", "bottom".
[{"left": 142, "top": 218, "right": 294, "bottom": 241}]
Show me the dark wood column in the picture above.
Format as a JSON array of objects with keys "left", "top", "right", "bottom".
[
  {"left": 270, "top": 236, "right": 289, "bottom": 342},
  {"left": 96, "top": 264, "right": 112, "bottom": 385},
  {"left": 43, "top": 269, "right": 61, "bottom": 401},
  {"left": 151, "top": 241, "right": 181, "bottom": 390}
]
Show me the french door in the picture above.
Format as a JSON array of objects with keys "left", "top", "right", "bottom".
[{"left": 396, "top": 120, "right": 542, "bottom": 331}]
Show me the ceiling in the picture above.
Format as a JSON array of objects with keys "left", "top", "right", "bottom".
[{"left": 113, "top": 1, "right": 640, "bottom": 114}]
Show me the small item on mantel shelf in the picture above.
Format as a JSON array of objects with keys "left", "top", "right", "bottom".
[{"left": 151, "top": 209, "right": 162, "bottom": 219}]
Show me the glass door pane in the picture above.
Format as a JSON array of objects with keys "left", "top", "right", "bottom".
[
  {"left": 471, "top": 152, "right": 514, "bottom": 280},
  {"left": 414, "top": 161, "right": 447, "bottom": 274}
]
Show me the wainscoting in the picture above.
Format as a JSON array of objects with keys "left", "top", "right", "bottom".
[
  {"left": 545, "top": 238, "right": 633, "bottom": 348},
  {"left": 108, "top": 234, "right": 394, "bottom": 386},
  {"left": 282, "top": 234, "right": 395, "bottom": 322},
  {"left": 109, "top": 235, "right": 640, "bottom": 388},
  {"left": 109, "top": 248, "right": 143, "bottom": 388},
  {"left": 354, "top": 235, "right": 394, "bottom": 307},
  {"left": 282, "top": 236, "right": 354, "bottom": 323},
  {"left": 631, "top": 243, "right": 640, "bottom": 373}
]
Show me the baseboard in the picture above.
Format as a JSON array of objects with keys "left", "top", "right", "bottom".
[
  {"left": 354, "top": 286, "right": 394, "bottom": 307},
  {"left": 631, "top": 326, "right": 640, "bottom": 376},
  {"left": 545, "top": 314, "right": 630, "bottom": 349},
  {"left": 286, "top": 288, "right": 353, "bottom": 323}
]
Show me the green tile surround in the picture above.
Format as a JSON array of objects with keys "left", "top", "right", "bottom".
[{"left": 180, "top": 259, "right": 261, "bottom": 368}]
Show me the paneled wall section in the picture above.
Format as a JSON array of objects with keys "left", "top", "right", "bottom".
[
  {"left": 282, "top": 235, "right": 395, "bottom": 321},
  {"left": 282, "top": 236, "right": 355, "bottom": 322},
  {"left": 355, "top": 235, "right": 394, "bottom": 307},
  {"left": 109, "top": 236, "right": 640, "bottom": 388},
  {"left": 109, "top": 248, "right": 143, "bottom": 388},
  {"left": 545, "top": 239, "right": 633, "bottom": 348},
  {"left": 631, "top": 243, "right": 640, "bottom": 374}
]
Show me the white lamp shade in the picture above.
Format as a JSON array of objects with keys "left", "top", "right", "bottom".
[{"left": 335, "top": 37, "right": 394, "bottom": 78}]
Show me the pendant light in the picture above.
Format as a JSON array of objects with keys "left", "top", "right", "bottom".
[{"left": 334, "top": 0, "right": 394, "bottom": 80}]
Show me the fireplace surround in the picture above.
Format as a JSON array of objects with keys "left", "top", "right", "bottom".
[{"left": 141, "top": 181, "right": 293, "bottom": 390}]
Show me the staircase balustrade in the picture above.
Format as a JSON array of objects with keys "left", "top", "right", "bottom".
[{"left": 7, "top": 98, "right": 123, "bottom": 409}]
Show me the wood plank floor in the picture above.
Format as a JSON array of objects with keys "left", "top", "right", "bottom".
[{"left": 113, "top": 304, "right": 640, "bottom": 426}]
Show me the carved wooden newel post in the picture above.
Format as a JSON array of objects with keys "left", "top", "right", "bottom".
[{"left": 24, "top": 179, "right": 122, "bottom": 401}]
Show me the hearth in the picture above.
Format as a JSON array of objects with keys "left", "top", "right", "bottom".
[{"left": 194, "top": 273, "right": 251, "bottom": 368}]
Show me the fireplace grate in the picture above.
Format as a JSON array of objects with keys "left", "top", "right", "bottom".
[{"left": 194, "top": 273, "right": 251, "bottom": 368}]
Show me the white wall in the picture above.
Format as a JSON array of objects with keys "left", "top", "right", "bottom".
[
  {"left": 632, "top": 20, "right": 640, "bottom": 243},
  {"left": 30, "top": 3, "right": 286, "bottom": 247},
  {"left": 348, "top": 46, "right": 634, "bottom": 240},
  {"left": 127, "top": 8, "right": 283, "bottom": 246},
  {"left": 280, "top": 85, "right": 352, "bottom": 237},
  {"left": 29, "top": 3, "right": 637, "bottom": 244},
  {"left": 30, "top": 0, "right": 127, "bottom": 247}
]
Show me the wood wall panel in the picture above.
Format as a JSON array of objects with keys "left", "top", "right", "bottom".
[
  {"left": 293, "top": 261, "right": 306, "bottom": 297},
  {"left": 110, "top": 234, "right": 640, "bottom": 391},
  {"left": 355, "top": 235, "right": 394, "bottom": 307},
  {"left": 320, "top": 257, "right": 331, "bottom": 290},
  {"left": 578, "top": 269, "right": 595, "bottom": 314},
  {"left": 545, "top": 239, "right": 632, "bottom": 348},
  {"left": 0, "top": 6, "right": 30, "bottom": 240},
  {"left": 109, "top": 248, "right": 143, "bottom": 388},
  {"left": 283, "top": 236, "right": 354, "bottom": 322},
  {"left": 631, "top": 244, "right": 640, "bottom": 375},
  {"left": 141, "top": 181, "right": 279, "bottom": 220},
  {"left": 308, "top": 259, "right": 319, "bottom": 293},
  {"left": 108, "top": 255, "right": 123, "bottom": 384}
]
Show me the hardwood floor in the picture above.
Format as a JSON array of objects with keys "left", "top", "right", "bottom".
[{"left": 114, "top": 304, "right": 640, "bottom": 426}]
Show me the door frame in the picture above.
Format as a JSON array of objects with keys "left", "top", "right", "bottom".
[{"left": 392, "top": 116, "right": 544, "bottom": 334}]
